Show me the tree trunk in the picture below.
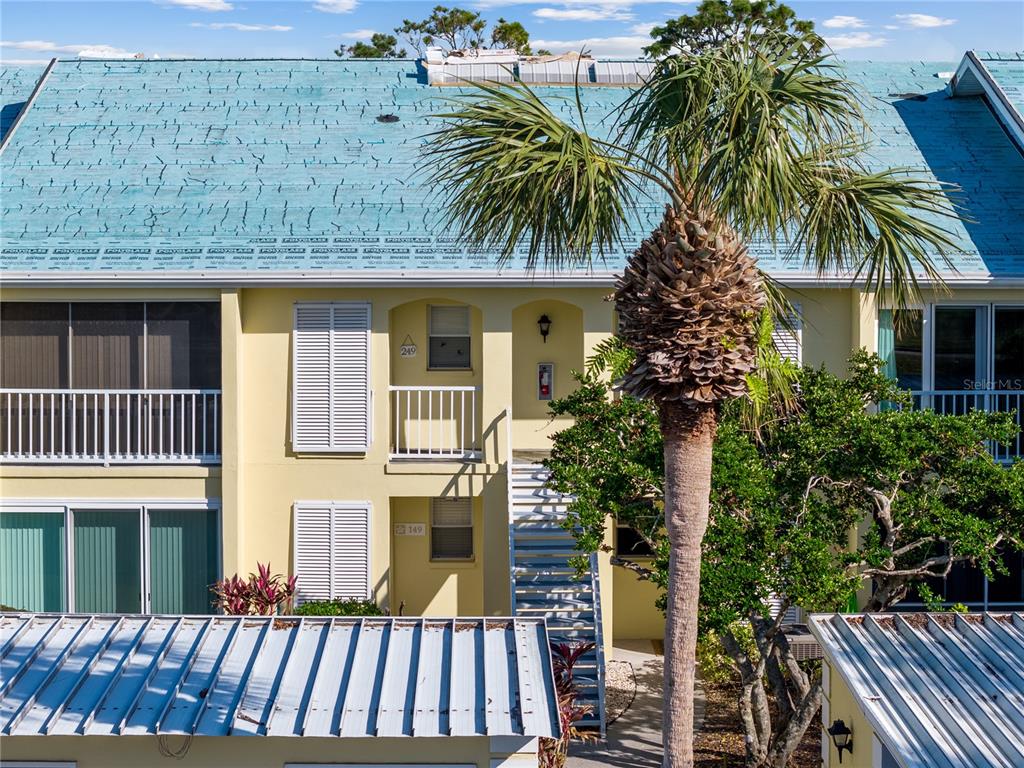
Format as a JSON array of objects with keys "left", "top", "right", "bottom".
[{"left": 660, "top": 400, "right": 717, "bottom": 768}]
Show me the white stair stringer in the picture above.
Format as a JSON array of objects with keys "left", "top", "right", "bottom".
[{"left": 508, "top": 462, "right": 607, "bottom": 734}]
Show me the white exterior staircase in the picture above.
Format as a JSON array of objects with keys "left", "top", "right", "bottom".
[{"left": 508, "top": 462, "right": 606, "bottom": 732}]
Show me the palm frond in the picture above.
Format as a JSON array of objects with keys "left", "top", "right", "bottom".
[
  {"left": 794, "top": 163, "right": 963, "bottom": 306},
  {"left": 421, "top": 79, "right": 662, "bottom": 270},
  {"left": 619, "top": 37, "right": 862, "bottom": 238},
  {"left": 735, "top": 309, "right": 801, "bottom": 438}
]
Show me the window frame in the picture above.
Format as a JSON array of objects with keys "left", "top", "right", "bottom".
[
  {"left": 429, "top": 497, "right": 474, "bottom": 561},
  {"left": 0, "top": 498, "right": 221, "bottom": 614},
  {"left": 882, "top": 301, "right": 1024, "bottom": 393},
  {"left": 427, "top": 304, "right": 472, "bottom": 371}
]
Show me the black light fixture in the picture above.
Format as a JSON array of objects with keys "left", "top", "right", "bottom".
[
  {"left": 537, "top": 314, "right": 552, "bottom": 343},
  {"left": 827, "top": 719, "right": 853, "bottom": 763}
]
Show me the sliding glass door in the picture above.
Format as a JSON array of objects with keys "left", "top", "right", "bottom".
[
  {"left": 0, "top": 511, "right": 66, "bottom": 612},
  {"left": 0, "top": 504, "right": 219, "bottom": 614},
  {"left": 149, "top": 508, "right": 219, "bottom": 614},
  {"left": 73, "top": 509, "right": 143, "bottom": 613}
]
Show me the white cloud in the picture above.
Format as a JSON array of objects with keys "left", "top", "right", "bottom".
[
  {"left": 336, "top": 28, "right": 378, "bottom": 40},
  {"left": 629, "top": 22, "right": 657, "bottom": 36},
  {"left": 530, "top": 35, "right": 650, "bottom": 57},
  {"left": 534, "top": 7, "right": 632, "bottom": 22},
  {"left": 313, "top": 0, "right": 357, "bottom": 13},
  {"left": 478, "top": 0, "right": 677, "bottom": 7},
  {"left": 1, "top": 40, "right": 139, "bottom": 57},
  {"left": 77, "top": 45, "right": 141, "bottom": 59},
  {"left": 162, "top": 0, "right": 233, "bottom": 11},
  {"left": 892, "top": 13, "right": 956, "bottom": 28},
  {"left": 190, "top": 22, "right": 292, "bottom": 32},
  {"left": 824, "top": 32, "right": 889, "bottom": 51},
  {"left": 822, "top": 16, "right": 865, "bottom": 29},
  {"left": 883, "top": 25, "right": 899, "bottom": 30}
]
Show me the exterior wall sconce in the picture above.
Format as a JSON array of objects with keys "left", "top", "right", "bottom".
[
  {"left": 827, "top": 719, "right": 853, "bottom": 763},
  {"left": 537, "top": 314, "right": 552, "bottom": 343}
]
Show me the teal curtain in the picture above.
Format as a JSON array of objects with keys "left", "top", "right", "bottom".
[
  {"left": 0, "top": 512, "right": 66, "bottom": 611},
  {"left": 73, "top": 510, "right": 141, "bottom": 613},
  {"left": 878, "top": 310, "right": 897, "bottom": 380},
  {"left": 149, "top": 509, "right": 219, "bottom": 614}
]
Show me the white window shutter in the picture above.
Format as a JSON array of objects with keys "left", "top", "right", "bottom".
[
  {"left": 293, "top": 501, "right": 371, "bottom": 605},
  {"left": 331, "top": 503, "right": 371, "bottom": 600},
  {"left": 293, "top": 503, "right": 332, "bottom": 604},
  {"left": 292, "top": 302, "right": 371, "bottom": 452},
  {"left": 772, "top": 304, "right": 802, "bottom": 364}
]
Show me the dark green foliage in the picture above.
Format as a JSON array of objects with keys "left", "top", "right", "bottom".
[
  {"left": 546, "top": 351, "right": 1024, "bottom": 622},
  {"left": 491, "top": 18, "right": 532, "bottom": 55},
  {"left": 340, "top": 33, "right": 407, "bottom": 59},
  {"left": 292, "top": 598, "right": 385, "bottom": 616},
  {"left": 645, "top": 0, "right": 819, "bottom": 58},
  {"left": 396, "top": 6, "right": 488, "bottom": 56}
]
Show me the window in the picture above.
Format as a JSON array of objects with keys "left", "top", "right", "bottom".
[
  {"left": 879, "top": 309, "right": 923, "bottom": 390},
  {"left": 292, "top": 302, "right": 371, "bottom": 452},
  {"left": 771, "top": 304, "right": 802, "bottom": 364},
  {"left": 616, "top": 524, "right": 655, "bottom": 558},
  {"left": 0, "top": 503, "right": 219, "bottom": 614},
  {"left": 428, "top": 305, "right": 471, "bottom": 370},
  {"left": 0, "top": 301, "right": 220, "bottom": 389},
  {"left": 293, "top": 502, "right": 371, "bottom": 604},
  {"left": 431, "top": 498, "right": 473, "bottom": 560}
]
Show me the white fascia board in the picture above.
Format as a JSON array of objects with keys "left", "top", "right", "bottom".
[
  {"left": 1, "top": 269, "right": 1017, "bottom": 289},
  {"left": 951, "top": 51, "right": 1024, "bottom": 152}
]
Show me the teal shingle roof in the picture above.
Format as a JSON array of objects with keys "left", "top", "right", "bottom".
[
  {"left": 974, "top": 51, "right": 1024, "bottom": 117},
  {"left": 1, "top": 57, "right": 1022, "bottom": 282},
  {"left": 0, "top": 64, "right": 45, "bottom": 143}
]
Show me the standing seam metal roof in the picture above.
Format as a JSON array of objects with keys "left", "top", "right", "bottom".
[
  {"left": 0, "top": 614, "right": 561, "bottom": 739},
  {"left": 809, "top": 612, "right": 1024, "bottom": 768}
]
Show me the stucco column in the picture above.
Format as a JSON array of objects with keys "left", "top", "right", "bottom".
[
  {"left": 482, "top": 300, "right": 514, "bottom": 616},
  {"left": 851, "top": 289, "right": 878, "bottom": 354},
  {"left": 219, "top": 289, "right": 244, "bottom": 577}
]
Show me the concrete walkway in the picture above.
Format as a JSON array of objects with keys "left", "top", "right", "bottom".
[{"left": 567, "top": 641, "right": 705, "bottom": 768}]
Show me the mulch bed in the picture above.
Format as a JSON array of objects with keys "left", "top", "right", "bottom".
[{"left": 695, "top": 682, "right": 821, "bottom": 767}]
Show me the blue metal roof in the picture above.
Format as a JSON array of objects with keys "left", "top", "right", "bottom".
[
  {"left": 0, "top": 57, "right": 1022, "bottom": 283},
  {"left": 0, "top": 614, "right": 561, "bottom": 738},
  {"left": 810, "top": 613, "right": 1024, "bottom": 768}
]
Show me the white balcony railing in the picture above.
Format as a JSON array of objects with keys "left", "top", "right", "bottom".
[
  {"left": 910, "top": 389, "right": 1023, "bottom": 462},
  {"left": 389, "top": 385, "right": 481, "bottom": 461},
  {"left": 0, "top": 389, "right": 222, "bottom": 464}
]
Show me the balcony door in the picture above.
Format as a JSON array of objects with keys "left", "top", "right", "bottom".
[
  {"left": 882, "top": 304, "right": 1023, "bottom": 394},
  {"left": 0, "top": 503, "right": 220, "bottom": 614}
]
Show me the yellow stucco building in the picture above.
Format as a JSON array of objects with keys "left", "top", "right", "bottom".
[{"left": 1, "top": 50, "right": 1023, "bottom": 759}]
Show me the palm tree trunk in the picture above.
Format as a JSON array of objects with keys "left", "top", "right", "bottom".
[{"left": 660, "top": 399, "right": 717, "bottom": 768}]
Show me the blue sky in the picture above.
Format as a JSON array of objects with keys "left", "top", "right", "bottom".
[{"left": 1, "top": 0, "right": 1021, "bottom": 64}]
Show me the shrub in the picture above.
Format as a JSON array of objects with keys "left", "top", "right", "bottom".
[
  {"left": 539, "top": 641, "right": 599, "bottom": 768},
  {"left": 293, "top": 598, "right": 385, "bottom": 616},
  {"left": 211, "top": 562, "right": 296, "bottom": 615},
  {"left": 696, "top": 623, "right": 758, "bottom": 686}
]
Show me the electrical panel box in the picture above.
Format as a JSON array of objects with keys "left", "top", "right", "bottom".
[{"left": 538, "top": 362, "right": 554, "bottom": 401}]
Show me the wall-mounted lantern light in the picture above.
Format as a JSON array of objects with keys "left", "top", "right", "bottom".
[
  {"left": 537, "top": 314, "right": 552, "bottom": 343},
  {"left": 827, "top": 720, "right": 853, "bottom": 763}
]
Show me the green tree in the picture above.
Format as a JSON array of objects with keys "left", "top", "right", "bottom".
[
  {"left": 338, "top": 33, "right": 407, "bottom": 59},
  {"left": 491, "top": 17, "right": 532, "bottom": 54},
  {"left": 545, "top": 353, "right": 1023, "bottom": 766},
  {"left": 396, "top": 5, "right": 487, "bottom": 56},
  {"left": 423, "top": 21, "right": 960, "bottom": 764},
  {"left": 645, "top": 0, "right": 819, "bottom": 58}
]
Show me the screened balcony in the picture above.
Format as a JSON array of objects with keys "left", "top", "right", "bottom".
[{"left": 0, "top": 302, "right": 221, "bottom": 464}]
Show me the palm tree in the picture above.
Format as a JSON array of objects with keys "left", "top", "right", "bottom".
[{"left": 423, "top": 36, "right": 959, "bottom": 768}]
